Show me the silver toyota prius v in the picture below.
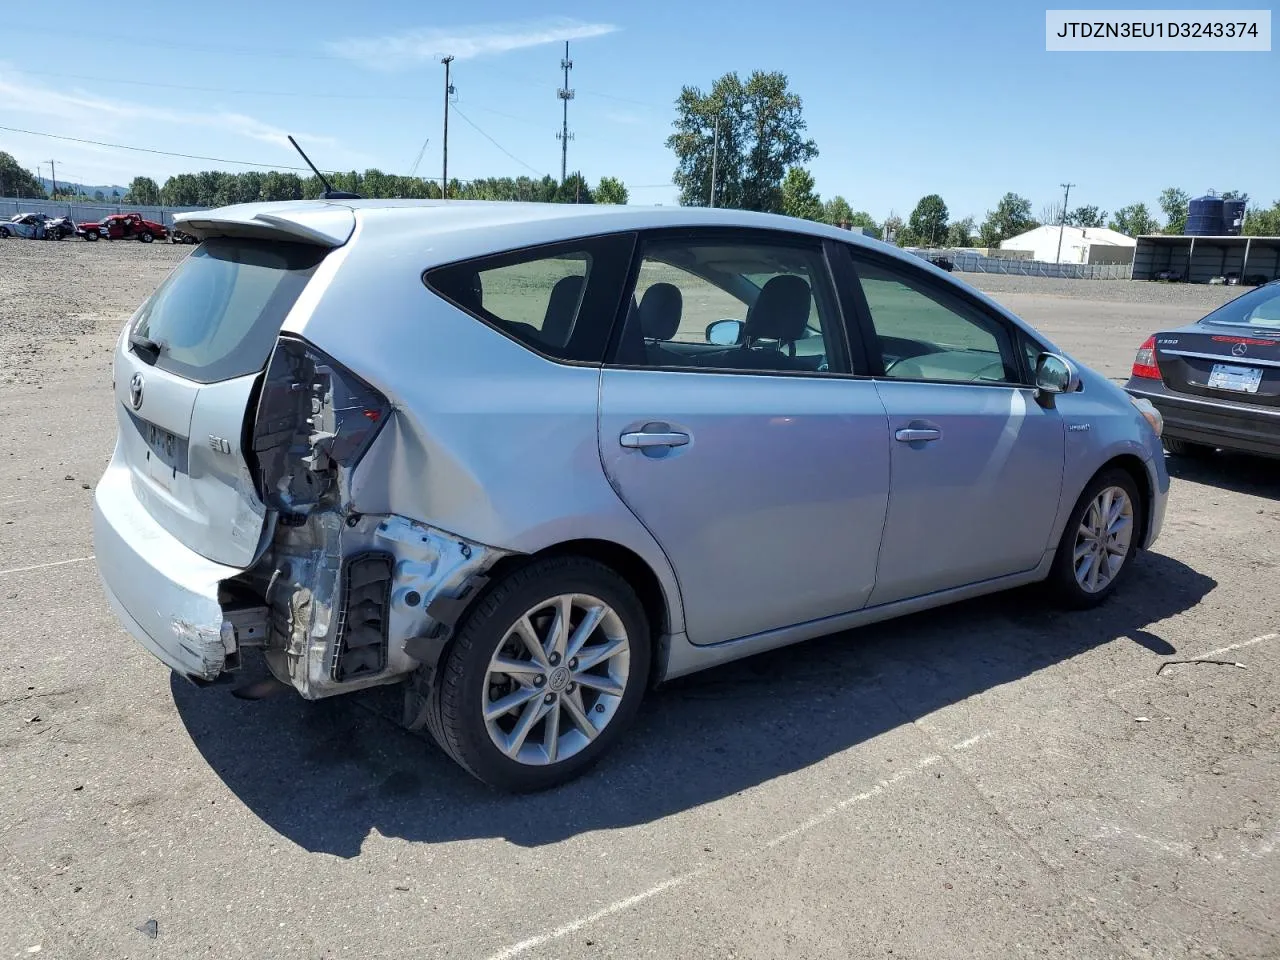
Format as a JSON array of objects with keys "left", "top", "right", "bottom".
[{"left": 93, "top": 200, "right": 1169, "bottom": 790}]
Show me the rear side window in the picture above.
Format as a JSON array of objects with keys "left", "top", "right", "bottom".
[
  {"left": 425, "top": 233, "right": 636, "bottom": 363},
  {"left": 132, "top": 238, "right": 326, "bottom": 383}
]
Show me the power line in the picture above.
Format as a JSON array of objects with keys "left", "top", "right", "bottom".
[
  {"left": 451, "top": 107, "right": 546, "bottom": 177},
  {"left": 10, "top": 69, "right": 432, "bottom": 102},
  {"left": 0, "top": 123, "right": 482, "bottom": 184}
]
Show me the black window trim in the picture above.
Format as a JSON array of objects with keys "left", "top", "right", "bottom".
[
  {"left": 422, "top": 231, "right": 639, "bottom": 367},
  {"left": 601, "top": 225, "right": 862, "bottom": 380},
  {"left": 838, "top": 243, "right": 1039, "bottom": 389}
]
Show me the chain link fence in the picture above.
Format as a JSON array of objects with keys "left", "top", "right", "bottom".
[{"left": 919, "top": 249, "right": 1133, "bottom": 280}]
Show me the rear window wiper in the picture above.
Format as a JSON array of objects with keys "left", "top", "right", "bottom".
[{"left": 129, "top": 332, "right": 165, "bottom": 364}]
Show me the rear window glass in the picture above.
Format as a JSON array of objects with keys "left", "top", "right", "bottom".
[
  {"left": 430, "top": 250, "right": 591, "bottom": 352},
  {"left": 1202, "top": 283, "right": 1280, "bottom": 329},
  {"left": 132, "top": 238, "right": 326, "bottom": 383}
]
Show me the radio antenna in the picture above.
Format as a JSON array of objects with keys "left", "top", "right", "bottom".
[{"left": 287, "top": 135, "right": 361, "bottom": 200}]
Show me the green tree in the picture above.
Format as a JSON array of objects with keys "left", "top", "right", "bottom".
[
  {"left": 780, "top": 167, "right": 823, "bottom": 221},
  {"left": 668, "top": 70, "right": 817, "bottom": 212},
  {"left": 1159, "top": 187, "right": 1190, "bottom": 234},
  {"left": 259, "top": 171, "right": 303, "bottom": 201},
  {"left": 1109, "top": 203, "right": 1159, "bottom": 237},
  {"left": 554, "top": 171, "right": 593, "bottom": 203},
  {"left": 1242, "top": 200, "right": 1280, "bottom": 236},
  {"left": 946, "top": 216, "right": 975, "bottom": 247},
  {"left": 93, "top": 190, "right": 105, "bottom": 201},
  {"left": 978, "top": 192, "right": 1035, "bottom": 246},
  {"left": 595, "top": 176, "right": 628, "bottom": 205},
  {"left": 125, "top": 176, "right": 161, "bottom": 206},
  {"left": 0, "top": 152, "right": 46, "bottom": 198},
  {"left": 907, "top": 194, "right": 949, "bottom": 247},
  {"left": 1065, "top": 205, "right": 1107, "bottom": 228},
  {"left": 847, "top": 210, "right": 881, "bottom": 239},
  {"left": 822, "top": 195, "right": 853, "bottom": 227}
]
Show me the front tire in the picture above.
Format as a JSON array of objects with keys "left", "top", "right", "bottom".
[
  {"left": 84, "top": 231, "right": 98, "bottom": 241},
  {"left": 426, "top": 556, "right": 651, "bottom": 791},
  {"left": 138, "top": 231, "right": 153, "bottom": 243},
  {"left": 1047, "top": 468, "right": 1143, "bottom": 609}
]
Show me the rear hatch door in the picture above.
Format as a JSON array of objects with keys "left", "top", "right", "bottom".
[{"left": 115, "top": 235, "right": 332, "bottom": 568}]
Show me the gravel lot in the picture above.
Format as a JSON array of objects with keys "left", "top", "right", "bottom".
[{"left": 1, "top": 239, "right": 1277, "bottom": 960}]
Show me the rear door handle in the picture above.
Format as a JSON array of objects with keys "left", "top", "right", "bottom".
[
  {"left": 895, "top": 427, "right": 942, "bottom": 442},
  {"left": 620, "top": 430, "right": 690, "bottom": 449}
]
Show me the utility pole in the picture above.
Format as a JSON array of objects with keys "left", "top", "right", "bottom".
[
  {"left": 1055, "top": 182, "right": 1074, "bottom": 264},
  {"left": 440, "top": 55, "right": 455, "bottom": 199},
  {"left": 708, "top": 114, "right": 720, "bottom": 208},
  {"left": 556, "top": 40, "right": 575, "bottom": 183},
  {"left": 48, "top": 159, "right": 58, "bottom": 200}
]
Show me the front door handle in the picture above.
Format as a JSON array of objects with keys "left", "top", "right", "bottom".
[
  {"left": 620, "top": 430, "right": 690, "bottom": 449},
  {"left": 895, "top": 427, "right": 942, "bottom": 443}
]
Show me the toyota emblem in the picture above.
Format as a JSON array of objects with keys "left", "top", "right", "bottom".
[
  {"left": 129, "top": 372, "right": 145, "bottom": 410},
  {"left": 1232, "top": 342, "right": 1248, "bottom": 357}
]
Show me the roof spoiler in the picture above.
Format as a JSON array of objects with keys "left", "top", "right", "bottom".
[{"left": 174, "top": 204, "right": 356, "bottom": 247}]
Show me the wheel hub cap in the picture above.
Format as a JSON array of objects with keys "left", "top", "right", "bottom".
[
  {"left": 482, "top": 593, "right": 631, "bottom": 766},
  {"left": 1072, "top": 485, "right": 1134, "bottom": 594}
]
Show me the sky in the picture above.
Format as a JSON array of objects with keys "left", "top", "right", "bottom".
[{"left": 1, "top": 0, "right": 1276, "bottom": 223}]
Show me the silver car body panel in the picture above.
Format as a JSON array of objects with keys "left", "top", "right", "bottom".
[
  {"left": 598, "top": 368, "right": 890, "bottom": 646},
  {"left": 94, "top": 200, "right": 1169, "bottom": 696}
]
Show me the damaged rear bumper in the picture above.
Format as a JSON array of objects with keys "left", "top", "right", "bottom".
[
  {"left": 94, "top": 448, "right": 503, "bottom": 695},
  {"left": 92, "top": 456, "right": 248, "bottom": 682}
]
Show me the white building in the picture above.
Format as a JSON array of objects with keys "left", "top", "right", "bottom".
[{"left": 999, "top": 225, "right": 1136, "bottom": 265}]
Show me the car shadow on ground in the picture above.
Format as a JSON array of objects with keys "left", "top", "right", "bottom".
[
  {"left": 1166, "top": 451, "right": 1278, "bottom": 498},
  {"left": 172, "top": 551, "right": 1214, "bottom": 857}
]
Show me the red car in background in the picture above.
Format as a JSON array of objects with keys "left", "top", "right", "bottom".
[{"left": 77, "top": 212, "right": 168, "bottom": 243}]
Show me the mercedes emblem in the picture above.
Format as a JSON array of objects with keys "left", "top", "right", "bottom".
[
  {"left": 129, "top": 372, "right": 145, "bottom": 410},
  {"left": 1232, "top": 342, "right": 1248, "bottom": 357}
]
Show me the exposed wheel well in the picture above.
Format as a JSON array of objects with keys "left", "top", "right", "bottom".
[
  {"left": 481, "top": 539, "right": 671, "bottom": 683},
  {"left": 1094, "top": 454, "right": 1153, "bottom": 547}
]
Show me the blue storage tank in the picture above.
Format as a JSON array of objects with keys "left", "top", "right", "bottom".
[
  {"left": 1222, "top": 199, "right": 1247, "bottom": 235},
  {"left": 1185, "top": 194, "right": 1224, "bottom": 235}
]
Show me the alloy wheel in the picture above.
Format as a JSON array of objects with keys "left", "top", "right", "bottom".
[
  {"left": 1073, "top": 485, "right": 1134, "bottom": 593},
  {"left": 482, "top": 593, "right": 630, "bottom": 766}
]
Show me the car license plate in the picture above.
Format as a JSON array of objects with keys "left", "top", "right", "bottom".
[
  {"left": 144, "top": 422, "right": 182, "bottom": 491},
  {"left": 1207, "top": 363, "right": 1263, "bottom": 394}
]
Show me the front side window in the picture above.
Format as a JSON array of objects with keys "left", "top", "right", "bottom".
[
  {"left": 613, "top": 236, "right": 846, "bottom": 374},
  {"left": 426, "top": 234, "right": 635, "bottom": 363},
  {"left": 852, "top": 256, "right": 1020, "bottom": 384}
]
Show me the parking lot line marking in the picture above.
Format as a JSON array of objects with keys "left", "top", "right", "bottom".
[
  {"left": 0, "top": 556, "right": 94, "bottom": 578},
  {"left": 487, "top": 754, "right": 942, "bottom": 960},
  {"left": 952, "top": 730, "right": 994, "bottom": 750},
  {"left": 1107, "top": 633, "right": 1277, "bottom": 694},
  {"left": 484, "top": 870, "right": 707, "bottom": 960}
]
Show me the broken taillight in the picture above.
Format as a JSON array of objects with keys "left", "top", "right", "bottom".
[
  {"left": 1131, "top": 335, "right": 1161, "bottom": 380},
  {"left": 249, "top": 337, "right": 390, "bottom": 513}
]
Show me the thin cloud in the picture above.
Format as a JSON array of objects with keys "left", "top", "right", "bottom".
[
  {"left": 0, "top": 65, "right": 335, "bottom": 150},
  {"left": 328, "top": 18, "right": 618, "bottom": 69}
]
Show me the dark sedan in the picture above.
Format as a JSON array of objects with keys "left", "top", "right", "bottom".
[{"left": 1125, "top": 280, "right": 1280, "bottom": 459}]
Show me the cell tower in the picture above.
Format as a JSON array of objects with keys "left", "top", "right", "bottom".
[{"left": 556, "top": 41, "right": 575, "bottom": 183}]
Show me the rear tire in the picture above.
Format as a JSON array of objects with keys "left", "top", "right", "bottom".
[
  {"left": 1163, "top": 436, "right": 1215, "bottom": 458},
  {"left": 426, "top": 556, "right": 650, "bottom": 792},
  {"left": 1046, "top": 468, "right": 1143, "bottom": 609},
  {"left": 0, "top": 227, "right": 9, "bottom": 238}
]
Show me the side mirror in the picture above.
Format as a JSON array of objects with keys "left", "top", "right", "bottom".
[
  {"left": 1035, "top": 352, "right": 1080, "bottom": 399},
  {"left": 706, "top": 318, "right": 745, "bottom": 346}
]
